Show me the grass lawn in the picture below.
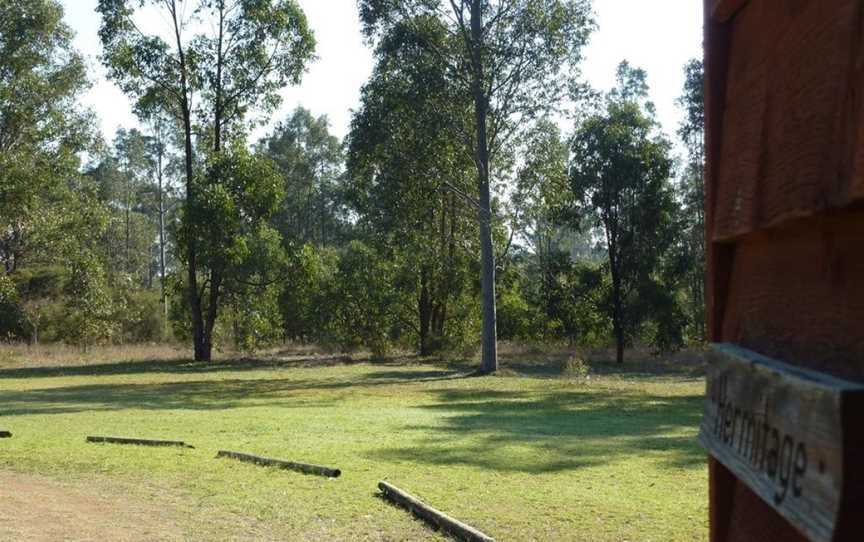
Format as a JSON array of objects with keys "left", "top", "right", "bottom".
[{"left": 0, "top": 348, "right": 708, "bottom": 541}]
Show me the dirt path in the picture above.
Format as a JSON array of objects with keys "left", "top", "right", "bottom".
[{"left": 0, "top": 470, "right": 186, "bottom": 541}]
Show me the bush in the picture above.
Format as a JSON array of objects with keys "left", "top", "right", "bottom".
[
  {"left": 319, "top": 241, "right": 409, "bottom": 356},
  {"left": 114, "top": 288, "right": 167, "bottom": 343},
  {"left": 562, "top": 353, "right": 590, "bottom": 380},
  {"left": 0, "top": 274, "right": 26, "bottom": 341}
]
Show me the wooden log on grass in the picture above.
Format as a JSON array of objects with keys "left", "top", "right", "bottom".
[
  {"left": 378, "top": 481, "right": 496, "bottom": 542},
  {"left": 216, "top": 450, "right": 341, "bottom": 478},
  {"left": 86, "top": 436, "right": 194, "bottom": 448},
  {"left": 0, "top": 430, "right": 11, "bottom": 438}
]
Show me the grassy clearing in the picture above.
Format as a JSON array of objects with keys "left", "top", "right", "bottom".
[{"left": 0, "top": 347, "right": 708, "bottom": 541}]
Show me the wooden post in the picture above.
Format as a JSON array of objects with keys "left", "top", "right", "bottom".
[
  {"left": 86, "top": 436, "right": 194, "bottom": 448},
  {"left": 703, "top": 0, "right": 864, "bottom": 540},
  {"left": 378, "top": 481, "right": 495, "bottom": 542},
  {"left": 216, "top": 450, "right": 341, "bottom": 478}
]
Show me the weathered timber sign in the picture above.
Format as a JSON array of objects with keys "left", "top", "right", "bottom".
[{"left": 700, "top": 344, "right": 864, "bottom": 542}]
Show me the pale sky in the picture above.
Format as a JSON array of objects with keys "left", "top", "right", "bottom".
[{"left": 61, "top": 0, "right": 703, "bottom": 145}]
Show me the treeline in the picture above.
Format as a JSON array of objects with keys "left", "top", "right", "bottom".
[{"left": 0, "top": 0, "right": 704, "bottom": 366}]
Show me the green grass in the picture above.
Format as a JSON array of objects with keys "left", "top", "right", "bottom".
[{"left": 0, "top": 353, "right": 708, "bottom": 541}]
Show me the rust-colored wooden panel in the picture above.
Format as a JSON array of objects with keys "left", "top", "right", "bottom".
[
  {"left": 720, "top": 212, "right": 864, "bottom": 380},
  {"left": 712, "top": 0, "right": 864, "bottom": 241},
  {"left": 711, "top": 0, "right": 750, "bottom": 22},
  {"left": 705, "top": 1, "right": 864, "bottom": 541}
]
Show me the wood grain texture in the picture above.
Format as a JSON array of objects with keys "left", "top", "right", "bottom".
[
  {"left": 86, "top": 436, "right": 193, "bottom": 448},
  {"left": 712, "top": 0, "right": 864, "bottom": 242},
  {"left": 701, "top": 344, "right": 864, "bottom": 542},
  {"left": 378, "top": 481, "right": 496, "bottom": 542},
  {"left": 720, "top": 212, "right": 864, "bottom": 380},
  {"left": 711, "top": 0, "right": 750, "bottom": 22},
  {"left": 705, "top": 3, "right": 864, "bottom": 539},
  {"left": 215, "top": 450, "right": 341, "bottom": 478}
]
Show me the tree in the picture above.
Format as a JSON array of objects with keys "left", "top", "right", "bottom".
[
  {"left": 675, "top": 58, "right": 706, "bottom": 341},
  {"left": 258, "top": 107, "right": 347, "bottom": 248},
  {"left": 64, "top": 253, "right": 119, "bottom": 349},
  {"left": 0, "top": 0, "right": 94, "bottom": 276},
  {"left": 358, "top": 0, "right": 594, "bottom": 373},
  {"left": 98, "top": 0, "right": 316, "bottom": 360},
  {"left": 88, "top": 128, "right": 159, "bottom": 287},
  {"left": 569, "top": 62, "right": 679, "bottom": 363},
  {"left": 347, "top": 18, "right": 478, "bottom": 355}
]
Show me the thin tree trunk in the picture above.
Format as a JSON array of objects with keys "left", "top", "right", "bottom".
[
  {"left": 168, "top": 0, "right": 206, "bottom": 361},
  {"left": 419, "top": 266, "right": 432, "bottom": 356},
  {"left": 196, "top": 1, "right": 228, "bottom": 362},
  {"left": 156, "top": 126, "right": 168, "bottom": 340},
  {"left": 610, "top": 254, "right": 625, "bottom": 364},
  {"left": 470, "top": 0, "right": 497, "bottom": 375}
]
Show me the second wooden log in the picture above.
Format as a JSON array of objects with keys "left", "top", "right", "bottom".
[
  {"left": 378, "top": 481, "right": 496, "bottom": 542},
  {"left": 86, "top": 436, "right": 194, "bottom": 448},
  {"left": 216, "top": 450, "right": 341, "bottom": 478}
]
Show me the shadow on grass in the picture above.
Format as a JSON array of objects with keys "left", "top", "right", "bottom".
[
  {"left": 0, "top": 368, "right": 465, "bottom": 416},
  {"left": 367, "top": 386, "right": 705, "bottom": 474},
  {"left": 0, "top": 354, "right": 431, "bottom": 380}
]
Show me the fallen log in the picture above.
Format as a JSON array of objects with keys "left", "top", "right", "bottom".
[
  {"left": 378, "top": 481, "right": 496, "bottom": 542},
  {"left": 86, "top": 436, "right": 194, "bottom": 448},
  {"left": 0, "top": 430, "right": 11, "bottom": 438},
  {"left": 216, "top": 450, "right": 341, "bottom": 478}
]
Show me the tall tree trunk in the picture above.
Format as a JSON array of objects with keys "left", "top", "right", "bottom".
[
  {"left": 609, "top": 253, "right": 625, "bottom": 364},
  {"left": 419, "top": 266, "right": 432, "bottom": 356},
  {"left": 156, "top": 134, "right": 168, "bottom": 340},
  {"left": 195, "top": 0, "right": 227, "bottom": 362},
  {"left": 169, "top": 0, "right": 206, "bottom": 361},
  {"left": 470, "top": 0, "right": 497, "bottom": 375}
]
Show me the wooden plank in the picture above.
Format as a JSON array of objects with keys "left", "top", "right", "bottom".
[
  {"left": 86, "top": 436, "right": 194, "bottom": 448},
  {"left": 711, "top": 0, "right": 863, "bottom": 242},
  {"left": 378, "top": 481, "right": 495, "bottom": 542},
  {"left": 216, "top": 450, "right": 341, "bottom": 478},
  {"left": 0, "top": 430, "right": 11, "bottom": 438},
  {"left": 699, "top": 343, "right": 864, "bottom": 542},
  {"left": 711, "top": 0, "right": 749, "bottom": 22}
]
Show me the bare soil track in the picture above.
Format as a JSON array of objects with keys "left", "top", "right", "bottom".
[{"left": 0, "top": 470, "right": 185, "bottom": 541}]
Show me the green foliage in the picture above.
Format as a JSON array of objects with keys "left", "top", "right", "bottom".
[
  {"left": 98, "top": 0, "right": 316, "bottom": 128},
  {"left": 0, "top": 274, "right": 26, "bottom": 340},
  {"left": 182, "top": 143, "right": 285, "bottom": 272},
  {"left": 0, "top": 0, "right": 95, "bottom": 276},
  {"left": 278, "top": 244, "right": 334, "bottom": 343},
  {"left": 569, "top": 62, "right": 683, "bottom": 360},
  {"left": 496, "top": 275, "right": 544, "bottom": 342},
  {"left": 321, "top": 241, "right": 409, "bottom": 356},
  {"left": 562, "top": 353, "right": 590, "bottom": 380},
  {"left": 259, "top": 107, "right": 348, "bottom": 248},
  {"left": 359, "top": 0, "right": 596, "bottom": 373},
  {"left": 346, "top": 16, "right": 479, "bottom": 356},
  {"left": 222, "top": 284, "right": 284, "bottom": 352},
  {"left": 674, "top": 58, "right": 706, "bottom": 342},
  {"left": 62, "top": 256, "right": 118, "bottom": 348},
  {"left": 112, "top": 288, "right": 168, "bottom": 343}
]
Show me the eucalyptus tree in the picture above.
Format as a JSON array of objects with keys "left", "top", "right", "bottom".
[
  {"left": 98, "top": 0, "right": 316, "bottom": 360},
  {"left": 259, "top": 107, "right": 347, "bottom": 248},
  {"left": 676, "top": 58, "right": 706, "bottom": 340},
  {"left": 569, "top": 62, "right": 679, "bottom": 363},
  {"left": 347, "top": 18, "right": 478, "bottom": 355},
  {"left": 358, "top": 0, "right": 593, "bottom": 373},
  {"left": 512, "top": 119, "right": 574, "bottom": 332},
  {"left": 0, "top": 0, "right": 94, "bottom": 275}
]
